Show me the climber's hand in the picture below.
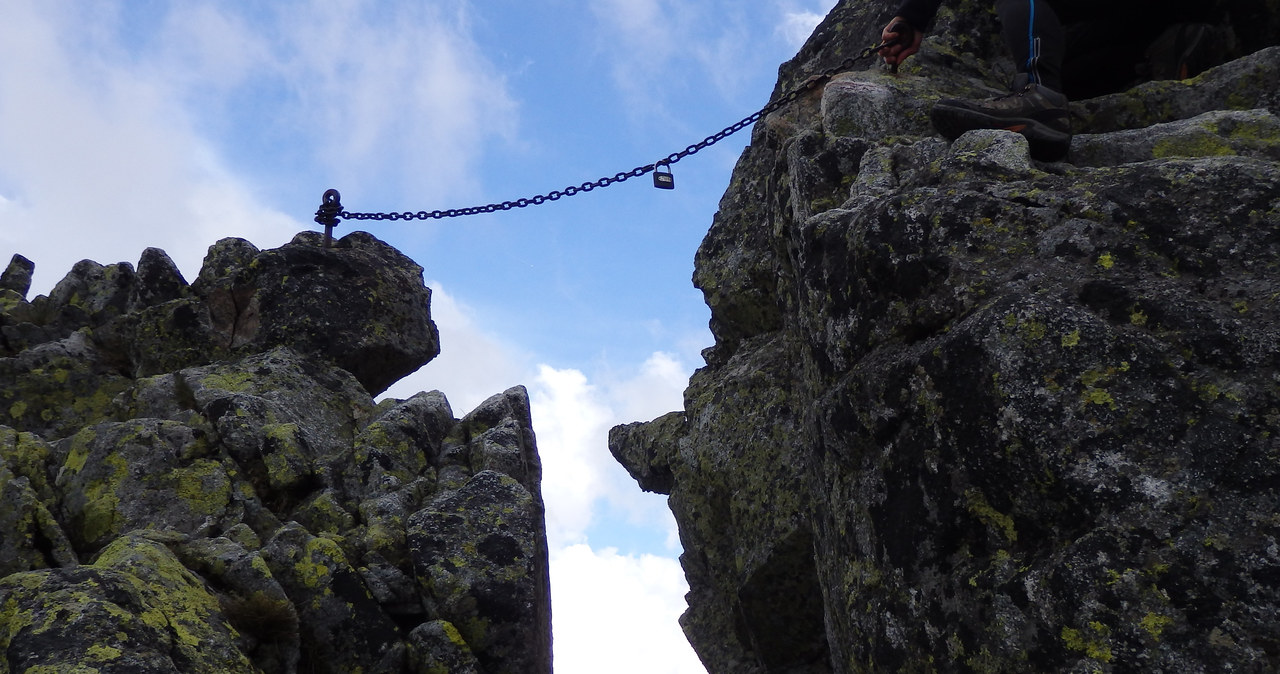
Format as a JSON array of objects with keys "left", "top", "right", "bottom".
[{"left": 880, "top": 17, "right": 922, "bottom": 66}]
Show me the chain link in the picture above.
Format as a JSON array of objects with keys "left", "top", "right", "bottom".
[{"left": 325, "top": 38, "right": 895, "bottom": 224}]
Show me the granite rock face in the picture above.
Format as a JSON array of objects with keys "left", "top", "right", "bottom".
[
  {"left": 611, "top": 3, "right": 1280, "bottom": 672},
  {"left": 0, "top": 232, "right": 550, "bottom": 673}
]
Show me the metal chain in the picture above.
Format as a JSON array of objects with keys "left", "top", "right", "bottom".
[{"left": 317, "top": 36, "right": 898, "bottom": 227}]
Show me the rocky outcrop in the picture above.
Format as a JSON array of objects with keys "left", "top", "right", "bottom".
[
  {"left": 612, "top": 2, "right": 1280, "bottom": 672},
  {"left": 0, "top": 232, "right": 550, "bottom": 673}
]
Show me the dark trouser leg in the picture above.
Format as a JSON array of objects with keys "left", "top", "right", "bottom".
[
  {"left": 1046, "top": 1, "right": 1220, "bottom": 99},
  {"left": 1053, "top": 1, "right": 1158, "bottom": 99},
  {"left": 994, "top": 0, "right": 1066, "bottom": 92},
  {"left": 1057, "top": 23, "right": 1152, "bottom": 99}
]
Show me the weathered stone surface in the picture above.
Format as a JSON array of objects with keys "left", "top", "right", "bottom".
[
  {"left": 0, "top": 255, "right": 33, "bottom": 298},
  {"left": 354, "top": 390, "right": 453, "bottom": 498},
  {"left": 220, "top": 231, "right": 441, "bottom": 396},
  {"left": 0, "top": 329, "right": 132, "bottom": 439},
  {"left": 408, "top": 619, "right": 482, "bottom": 674},
  {"left": 613, "top": 3, "right": 1280, "bottom": 672},
  {"left": 171, "top": 535, "right": 301, "bottom": 673},
  {"left": 608, "top": 410, "right": 682, "bottom": 494},
  {"left": 1071, "top": 108, "right": 1280, "bottom": 167},
  {"left": 0, "top": 463, "right": 77, "bottom": 577},
  {"left": 130, "top": 247, "right": 189, "bottom": 311},
  {"left": 1, "top": 234, "right": 550, "bottom": 672},
  {"left": 408, "top": 469, "right": 552, "bottom": 674},
  {"left": 944, "top": 128, "right": 1034, "bottom": 176},
  {"left": 0, "top": 533, "right": 256, "bottom": 674},
  {"left": 261, "top": 522, "right": 405, "bottom": 674},
  {"left": 455, "top": 386, "right": 543, "bottom": 496}
]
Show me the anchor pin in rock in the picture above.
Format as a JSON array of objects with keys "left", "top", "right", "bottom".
[{"left": 314, "top": 189, "right": 343, "bottom": 247}]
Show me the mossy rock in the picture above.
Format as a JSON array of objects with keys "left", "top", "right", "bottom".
[
  {"left": 54, "top": 419, "right": 239, "bottom": 553},
  {"left": 610, "top": 7, "right": 1280, "bottom": 671},
  {"left": 407, "top": 470, "right": 551, "bottom": 674},
  {"left": 261, "top": 522, "right": 403, "bottom": 674},
  {"left": 0, "top": 534, "right": 255, "bottom": 673}
]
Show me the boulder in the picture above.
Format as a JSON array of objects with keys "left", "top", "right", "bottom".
[
  {"left": 0, "top": 233, "right": 550, "bottom": 673},
  {"left": 0, "top": 533, "right": 256, "bottom": 673},
  {"left": 0, "top": 255, "right": 33, "bottom": 298},
  {"left": 195, "top": 231, "right": 440, "bottom": 396},
  {"left": 408, "top": 470, "right": 552, "bottom": 674},
  {"left": 612, "top": 3, "right": 1280, "bottom": 671}
]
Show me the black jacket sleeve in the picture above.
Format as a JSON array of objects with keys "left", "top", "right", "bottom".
[{"left": 893, "top": 0, "right": 945, "bottom": 29}]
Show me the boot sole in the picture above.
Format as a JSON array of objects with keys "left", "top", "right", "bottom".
[{"left": 931, "top": 103, "right": 1071, "bottom": 162}]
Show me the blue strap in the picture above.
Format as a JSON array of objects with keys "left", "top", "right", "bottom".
[{"left": 1026, "top": 0, "right": 1041, "bottom": 84}]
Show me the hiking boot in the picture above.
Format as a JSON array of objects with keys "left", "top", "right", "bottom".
[
  {"left": 930, "top": 77, "right": 1071, "bottom": 162},
  {"left": 1145, "top": 23, "right": 1233, "bottom": 81}
]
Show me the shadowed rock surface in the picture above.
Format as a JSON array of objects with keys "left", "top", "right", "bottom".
[
  {"left": 0, "top": 231, "right": 550, "bottom": 673},
  {"left": 611, "top": 2, "right": 1280, "bottom": 672}
]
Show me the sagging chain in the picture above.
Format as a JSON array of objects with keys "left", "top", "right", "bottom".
[{"left": 314, "top": 31, "right": 903, "bottom": 239}]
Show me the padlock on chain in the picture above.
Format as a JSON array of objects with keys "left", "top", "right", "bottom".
[{"left": 653, "top": 162, "right": 675, "bottom": 190}]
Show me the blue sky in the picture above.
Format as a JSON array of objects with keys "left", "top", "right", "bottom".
[{"left": 0, "top": 1, "right": 831, "bottom": 671}]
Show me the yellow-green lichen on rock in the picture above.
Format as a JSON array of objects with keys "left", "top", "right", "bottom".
[
  {"left": 0, "top": 534, "right": 255, "bottom": 673},
  {"left": 0, "top": 427, "right": 57, "bottom": 508},
  {"left": 92, "top": 534, "right": 257, "bottom": 671},
  {"left": 0, "top": 331, "right": 132, "bottom": 440},
  {"left": 0, "top": 463, "right": 79, "bottom": 576},
  {"left": 55, "top": 420, "right": 239, "bottom": 552},
  {"left": 3, "top": 223, "right": 550, "bottom": 672},
  {"left": 260, "top": 521, "right": 404, "bottom": 674},
  {"left": 407, "top": 469, "right": 551, "bottom": 673},
  {"left": 608, "top": 4, "right": 1280, "bottom": 672}
]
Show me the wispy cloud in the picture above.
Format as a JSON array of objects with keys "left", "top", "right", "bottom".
[
  {"left": 588, "top": 0, "right": 801, "bottom": 121},
  {"left": 776, "top": 1, "right": 829, "bottom": 50},
  {"left": 271, "top": 0, "right": 520, "bottom": 203},
  {"left": 552, "top": 544, "right": 702, "bottom": 673},
  {"left": 0, "top": 0, "right": 519, "bottom": 294},
  {"left": 0, "top": 0, "right": 298, "bottom": 294}
]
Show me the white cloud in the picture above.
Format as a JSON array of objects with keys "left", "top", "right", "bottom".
[
  {"left": 779, "top": 11, "right": 825, "bottom": 49},
  {"left": 608, "top": 351, "right": 690, "bottom": 422},
  {"left": 551, "top": 544, "right": 704, "bottom": 674},
  {"left": 0, "top": 1, "right": 297, "bottom": 294},
  {"left": 0, "top": 0, "right": 519, "bottom": 295},
  {"left": 273, "top": 0, "right": 520, "bottom": 203},
  {"left": 532, "top": 364, "right": 619, "bottom": 546},
  {"left": 531, "top": 351, "right": 694, "bottom": 549},
  {"left": 776, "top": 1, "right": 828, "bottom": 50}
]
